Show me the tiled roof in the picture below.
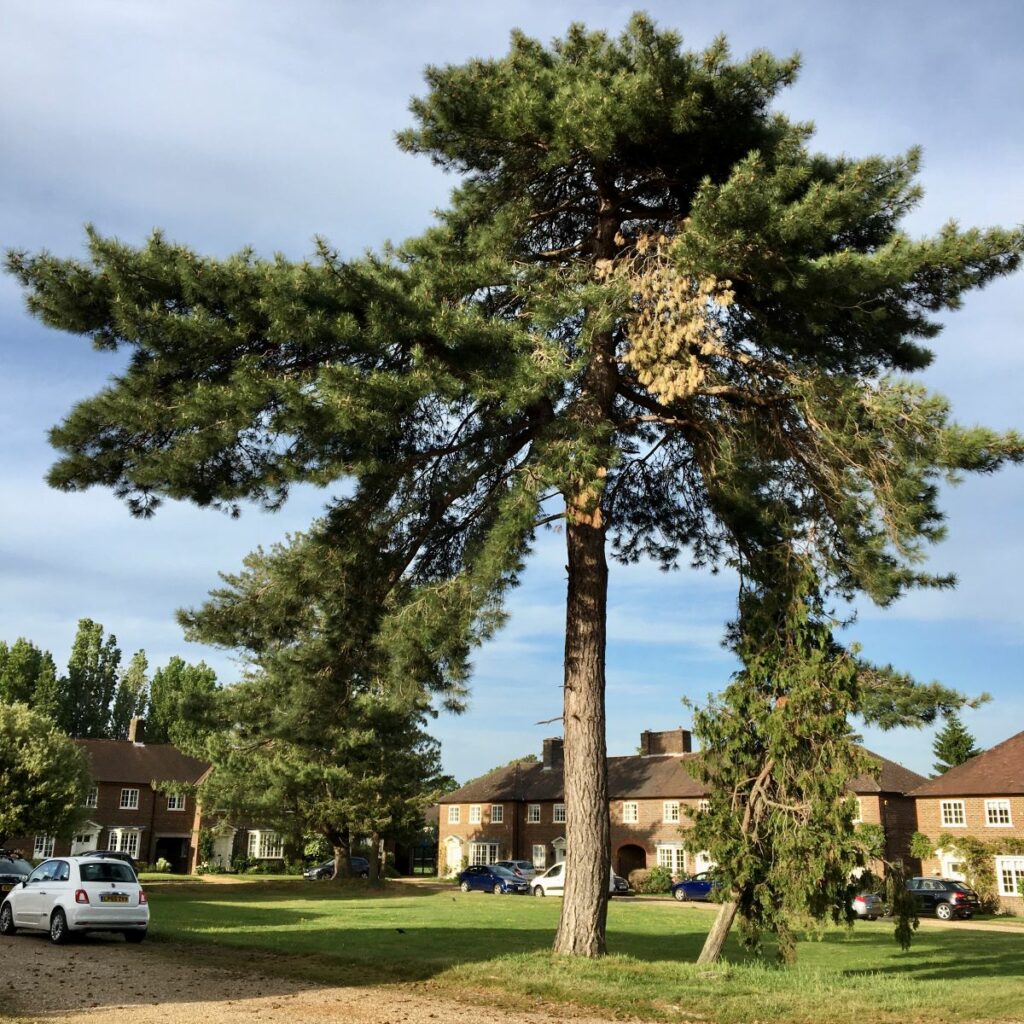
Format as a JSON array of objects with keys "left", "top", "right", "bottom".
[
  {"left": 909, "top": 730, "right": 1024, "bottom": 797},
  {"left": 77, "top": 739, "right": 209, "bottom": 786},
  {"left": 441, "top": 747, "right": 921, "bottom": 803}
]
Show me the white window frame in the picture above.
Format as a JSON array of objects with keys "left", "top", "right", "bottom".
[
  {"left": 985, "top": 799, "right": 1013, "bottom": 828},
  {"left": 996, "top": 856, "right": 1024, "bottom": 897},
  {"left": 663, "top": 801, "right": 680, "bottom": 823},
  {"left": 447, "top": 805, "right": 461, "bottom": 825},
  {"left": 469, "top": 842, "right": 499, "bottom": 866},
  {"left": 527, "top": 804, "right": 540, "bottom": 823},
  {"left": 656, "top": 844, "right": 686, "bottom": 875},
  {"left": 698, "top": 799, "right": 710, "bottom": 813},
  {"left": 490, "top": 804, "right": 504, "bottom": 824},
  {"left": 108, "top": 828, "right": 141, "bottom": 858},
  {"left": 622, "top": 801, "right": 639, "bottom": 824},
  {"left": 469, "top": 804, "right": 482, "bottom": 824},
  {"left": 120, "top": 787, "right": 140, "bottom": 810},
  {"left": 531, "top": 844, "right": 547, "bottom": 869},
  {"left": 553, "top": 803, "right": 566, "bottom": 824},
  {"left": 84, "top": 787, "right": 98, "bottom": 809},
  {"left": 247, "top": 829, "right": 284, "bottom": 859},
  {"left": 940, "top": 799, "right": 966, "bottom": 827},
  {"left": 167, "top": 793, "right": 186, "bottom": 811},
  {"left": 33, "top": 835, "right": 55, "bottom": 859}
]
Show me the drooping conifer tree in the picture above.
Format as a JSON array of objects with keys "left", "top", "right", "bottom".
[{"left": 7, "top": 16, "right": 1023, "bottom": 955}]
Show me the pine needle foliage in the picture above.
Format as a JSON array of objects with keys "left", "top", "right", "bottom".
[{"left": 6, "top": 15, "right": 1023, "bottom": 955}]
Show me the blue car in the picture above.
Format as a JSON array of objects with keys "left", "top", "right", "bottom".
[
  {"left": 457, "top": 864, "right": 531, "bottom": 895},
  {"left": 671, "top": 872, "right": 716, "bottom": 902}
]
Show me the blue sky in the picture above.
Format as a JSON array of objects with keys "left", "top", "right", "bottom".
[{"left": 1, "top": 1, "right": 1022, "bottom": 782}]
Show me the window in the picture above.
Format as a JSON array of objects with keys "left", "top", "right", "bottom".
[
  {"left": 108, "top": 829, "right": 140, "bottom": 858},
  {"left": 532, "top": 844, "right": 547, "bottom": 869},
  {"left": 656, "top": 845, "right": 686, "bottom": 875},
  {"left": 84, "top": 787, "right": 98, "bottom": 809},
  {"left": 167, "top": 793, "right": 186, "bottom": 811},
  {"left": 490, "top": 804, "right": 504, "bottom": 824},
  {"left": 622, "top": 801, "right": 639, "bottom": 824},
  {"left": 940, "top": 800, "right": 966, "bottom": 827},
  {"left": 447, "top": 806, "right": 461, "bottom": 824},
  {"left": 247, "top": 830, "right": 284, "bottom": 859},
  {"left": 469, "top": 842, "right": 499, "bottom": 865},
  {"left": 996, "top": 856, "right": 1024, "bottom": 897},
  {"left": 853, "top": 797, "right": 863, "bottom": 824},
  {"left": 469, "top": 805, "right": 482, "bottom": 824},
  {"left": 33, "top": 835, "right": 55, "bottom": 859},
  {"left": 527, "top": 804, "right": 540, "bottom": 823},
  {"left": 698, "top": 799, "right": 710, "bottom": 813},
  {"left": 663, "top": 801, "right": 680, "bottom": 823},
  {"left": 120, "top": 788, "right": 140, "bottom": 810},
  {"left": 553, "top": 803, "right": 566, "bottom": 824},
  {"left": 985, "top": 799, "right": 1013, "bottom": 827}
]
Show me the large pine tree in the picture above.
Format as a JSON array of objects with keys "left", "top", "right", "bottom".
[
  {"left": 932, "top": 712, "right": 982, "bottom": 774},
  {"left": 7, "top": 17, "right": 1022, "bottom": 956}
]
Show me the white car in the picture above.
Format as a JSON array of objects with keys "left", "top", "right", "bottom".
[
  {"left": 531, "top": 862, "right": 630, "bottom": 897},
  {"left": 0, "top": 855, "right": 149, "bottom": 944}
]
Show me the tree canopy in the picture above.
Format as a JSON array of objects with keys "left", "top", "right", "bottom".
[
  {"left": 0, "top": 702, "right": 92, "bottom": 847},
  {"left": 7, "top": 15, "right": 1022, "bottom": 955},
  {"left": 932, "top": 712, "right": 982, "bottom": 775}
]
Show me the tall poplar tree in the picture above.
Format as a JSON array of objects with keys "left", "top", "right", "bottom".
[
  {"left": 7, "top": 17, "right": 1023, "bottom": 956},
  {"left": 61, "top": 619, "right": 122, "bottom": 738}
]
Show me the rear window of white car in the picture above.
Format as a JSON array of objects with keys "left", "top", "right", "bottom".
[{"left": 80, "top": 862, "right": 137, "bottom": 883}]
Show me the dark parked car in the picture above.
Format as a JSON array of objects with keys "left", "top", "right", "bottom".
[
  {"left": 79, "top": 851, "right": 138, "bottom": 873},
  {"left": 0, "top": 852, "right": 33, "bottom": 897},
  {"left": 304, "top": 856, "right": 370, "bottom": 880},
  {"left": 458, "top": 864, "right": 530, "bottom": 895},
  {"left": 671, "top": 872, "right": 716, "bottom": 902},
  {"left": 494, "top": 859, "right": 537, "bottom": 880},
  {"left": 905, "top": 877, "right": 980, "bottom": 920}
]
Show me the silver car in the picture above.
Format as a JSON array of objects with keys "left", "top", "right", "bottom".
[
  {"left": 0, "top": 855, "right": 149, "bottom": 944},
  {"left": 851, "top": 890, "right": 884, "bottom": 920}
]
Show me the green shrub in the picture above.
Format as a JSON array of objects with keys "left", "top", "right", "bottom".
[
  {"left": 152, "top": 857, "right": 172, "bottom": 873},
  {"left": 629, "top": 866, "right": 674, "bottom": 893}
]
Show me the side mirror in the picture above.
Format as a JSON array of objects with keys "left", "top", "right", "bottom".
[{"left": 21, "top": 880, "right": 28, "bottom": 888}]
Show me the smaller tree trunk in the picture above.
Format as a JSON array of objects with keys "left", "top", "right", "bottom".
[
  {"left": 368, "top": 830, "right": 383, "bottom": 887},
  {"left": 697, "top": 898, "right": 739, "bottom": 964}
]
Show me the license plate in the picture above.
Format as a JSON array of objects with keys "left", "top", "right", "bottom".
[{"left": 100, "top": 894, "right": 129, "bottom": 903}]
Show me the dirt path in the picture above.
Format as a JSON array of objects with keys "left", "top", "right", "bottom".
[{"left": 0, "top": 932, "right": 624, "bottom": 1024}]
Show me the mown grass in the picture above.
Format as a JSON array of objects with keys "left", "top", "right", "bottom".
[{"left": 146, "top": 880, "right": 1024, "bottom": 1023}]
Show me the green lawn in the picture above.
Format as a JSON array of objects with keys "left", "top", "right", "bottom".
[{"left": 146, "top": 880, "right": 1024, "bottom": 1024}]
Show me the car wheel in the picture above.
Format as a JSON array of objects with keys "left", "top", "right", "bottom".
[
  {"left": 493, "top": 883, "right": 503, "bottom": 895},
  {"left": 0, "top": 903, "right": 16, "bottom": 936},
  {"left": 123, "top": 929, "right": 147, "bottom": 943},
  {"left": 866, "top": 915, "right": 878, "bottom": 921},
  {"left": 533, "top": 885, "right": 545, "bottom": 897},
  {"left": 49, "top": 908, "right": 70, "bottom": 945},
  {"left": 935, "top": 902, "right": 953, "bottom": 921},
  {"left": 460, "top": 881, "right": 471, "bottom": 893},
  {"left": 673, "top": 888, "right": 686, "bottom": 902}
]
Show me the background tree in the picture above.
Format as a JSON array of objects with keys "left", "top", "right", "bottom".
[
  {"left": 932, "top": 712, "right": 982, "bottom": 774},
  {"left": 7, "top": 16, "right": 1023, "bottom": 956},
  {"left": 110, "top": 650, "right": 149, "bottom": 739},
  {"left": 0, "top": 702, "right": 92, "bottom": 847},
  {"left": 0, "top": 639, "right": 60, "bottom": 719},
  {"left": 60, "top": 618, "right": 122, "bottom": 738},
  {"left": 146, "top": 656, "right": 218, "bottom": 745}
]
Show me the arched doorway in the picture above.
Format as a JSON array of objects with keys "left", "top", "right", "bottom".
[{"left": 617, "top": 844, "right": 647, "bottom": 878}]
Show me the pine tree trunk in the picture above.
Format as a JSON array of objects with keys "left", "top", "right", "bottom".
[
  {"left": 331, "top": 841, "right": 348, "bottom": 881},
  {"left": 368, "top": 830, "right": 383, "bottom": 887},
  {"left": 697, "top": 898, "right": 739, "bottom": 963},
  {"left": 553, "top": 512, "right": 611, "bottom": 957}
]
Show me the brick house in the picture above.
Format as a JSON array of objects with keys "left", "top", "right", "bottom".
[
  {"left": 438, "top": 728, "right": 924, "bottom": 878},
  {"left": 908, "top": 729, "right": 1024, "bottom": 914},
  {"left": 8, "top": 718, "right": 285, "bottom": 874}
]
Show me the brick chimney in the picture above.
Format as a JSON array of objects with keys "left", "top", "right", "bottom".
[
  {"left": 128, "top": 717, "right": 146, "bottom": 745},
  {"left": 542, "top": 737, "right": 564, "bottom": 770},
  {"left": 639, "top": 728, "right": 692, "bottom": 756}
]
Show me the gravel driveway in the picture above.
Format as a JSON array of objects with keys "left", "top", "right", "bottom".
[{"left": 1, "top": 932, "right": 625, "bottom": 1024}]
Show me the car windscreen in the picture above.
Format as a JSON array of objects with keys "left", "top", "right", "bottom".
[
  {"left": 0, "top": 858, "right": 32, "bottom": 876},
  {"left": 80, "top": 861, "right": 137, "bottom": 883}
]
